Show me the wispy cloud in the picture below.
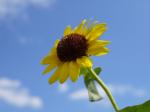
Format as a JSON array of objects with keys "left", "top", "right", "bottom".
[
  {"left": 0, "top": 0, "right": 56, "bottom": 19},
  {"left": 107, "top": 84, "right": 147, "bottom": 97},
  {"left": 16, "top": 36, "right": 44, "bottom": 46},
  {"left": 0, "top": 77, "right": 43, "bottom": 109},
  {"left": 17, "top": 37, "right": 32, "bottom": 45},
  {"left": 69, "top": 89, "right": 89, "bottom": 100},
  {"left": 69, "top": 83, "right": 148, "bottom": 107},
  {"left": 58, "top": 83, "right": 68, "bottom": 93}
]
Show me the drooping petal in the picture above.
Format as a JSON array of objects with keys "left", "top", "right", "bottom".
[
  {"left": 41, "top": 54, "right": 58, "bottom": 65},
  {"left": 64, "top": 26, "right": 72, "bottom": 36},
  {"left": 86, "top": 23, "right": 107, "bottom": 41},
  {"left": 68, "top": 61, "right": 80, "bottom": 82},
  {"left": 41, "top": 39, "right": 61, "bottom": 73},
  {"left": 87, "top": 47, "right": 109, "bottom": 56},
  {"left": 73, "top": 19, "right": 86, "bottom": 34},
  {"left": 48, "top": 64, "right": 63, "bottom": 84},
  {"left": 59, "top": 63, "right": 69, "bottom": 84},
  {"left": 41, "top": 48, "right": 61, "bottom": 74},
  {"left": 54, "top": 39, "right": 60, "bottom": 47},
  {"left": 41, "top": 39, "right": 60, "bottom": 64},
  {"left": 77, "top": 56, "right": 92, "bottom": 68},
  {"left": 42, "top": 62, "right": 57, "bottom": 74},
  {"left": 88, "top": 40, "right": 110, "bottom": 49},
  {"left": 48, "top": 39, "right": 60, "bottom": 55},
  {"left": 41, "top": 56, "right": 50, "bottom": 65}
]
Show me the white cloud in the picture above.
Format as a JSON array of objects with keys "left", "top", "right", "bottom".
[
  {"left": 0, "top": 78, "right": 21, "bottom": 88},
  {"left": 69, "top": 86, "right": 106, "bottom": 101},
  {"left": 58, "top": 83, "right": 68, "bottom": 93},
  {"left": 69, "top": 89, "right": 88, "bottom": 100},
  {"left": 107, "top": 84, "right": 148, "bottom": 97},
  {"left": 0, "top": 0, "right": 55, "bottom": 19},
  {"left": 69, "top": 87, "right": 111, "bottom": 107},
  {"left": 0, "top": 77, "right": 43, "bottom": 109},
  {"left": 69, "top": 83, "right": 148, "bottom": 107}
]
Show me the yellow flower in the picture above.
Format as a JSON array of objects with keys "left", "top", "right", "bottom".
[{"left": 41, "top": 19, "right": 109, "bottom": 84}]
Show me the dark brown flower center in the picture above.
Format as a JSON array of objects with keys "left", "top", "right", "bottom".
[{"left": 57, "top": 33, "right": 88, "bottom": 62}]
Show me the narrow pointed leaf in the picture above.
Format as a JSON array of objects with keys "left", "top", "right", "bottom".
[{"left": 94, "top": 67, "right": 102, "bottom": 76}]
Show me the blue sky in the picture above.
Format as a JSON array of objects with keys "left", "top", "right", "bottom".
[{"left": 0, "top": 0, "right": 150, "bottom": 112}]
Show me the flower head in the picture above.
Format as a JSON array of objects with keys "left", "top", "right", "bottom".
[{"left": 41, "top": 19, "right": 109, "bottom": 84}]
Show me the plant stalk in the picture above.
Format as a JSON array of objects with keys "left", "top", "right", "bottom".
[{"left": 88, "top": 68, "right": 120, "bottom": 112}]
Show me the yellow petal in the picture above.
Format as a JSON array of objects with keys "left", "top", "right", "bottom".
[
  {"left": 41, "top": 54, "right": 57, "bottom": 65},
  {"left": 48, "top": 40, "right": 60, "bottom": 55},
  {"left": 48, "top": 65, "right": 63, "bottom": 84},
  {"left": 86, "top": 21, "right": 98, "bottom": 31},
  {"left": 87, "top": 47, "right": 109, "bottom": 56},
  {"left": 86, "top": 23, "right": 107, "bottom": 41},
  {"left": 41, "top": 56, "right": 50, "bottom": 65},
  {"left": 54, "top": 39, "right": 60, "bottom": 47},
  {"left": 41, "top": 44, "right": 58, "bottom": 65},
  {"left": 77, "top": 56, "right": 92, "bottom": 68},
  {"left": 74, "top": 19, "right": 86, "bottom": 34},
  {"left": 41, "top": 39, "right": 61, "bottom": 65},
  {"left": 88, "top": 40, "right": 110, "bottom": 49},
  {"left": 42, "top": 64, "right": 56, "bottom": 74},
  {"left": 81, "top": 27, "right": 88, "bottom": 35},
  {"left": 59, "top": 63, "right": 69, "bottom": 84},
  {"left": 82, "top": 20, "right": 98, "bottom": 36},
  {"left": 41, "top": 53, "right": 61, "bottom": 74},
  {"left": 64, "top": 26, "right": 72, "bottom": 36},
  {"left": 68, "top": 61, "right": 80, "bottom": 82}
]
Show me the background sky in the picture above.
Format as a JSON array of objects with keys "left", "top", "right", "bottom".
[{"left": 0, "top": 0, "right": 150, "bottom": 112}]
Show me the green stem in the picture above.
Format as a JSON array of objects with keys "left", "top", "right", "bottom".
[{"left": 88, "top": 68, "right": 120, "bottom": 112}]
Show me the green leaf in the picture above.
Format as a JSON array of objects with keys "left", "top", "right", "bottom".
[
  {"left": 80, "top": 67, "right": 102, "bottom": 77},
  {"left": 84, "top": 67, "right": 103, "bottom": 102},
  {"left": 120, "top": 100, "right": 150, "bottom": 112},
  {"left": 80, "top": 67, "right": 88, "bottom": 76},
  {"left": 84, "top": 76, "right": 103, "bottom": 102},
  {"left": 94, "top": 67, "right": 102, "bottom": 76},
  {"left": 86, "top": 67, "right": 102, "bottom": 80}
]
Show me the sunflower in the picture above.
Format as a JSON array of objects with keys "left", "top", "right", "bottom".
[{"left": 41, "top": 19, "right": 109, "bottom": 84}]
